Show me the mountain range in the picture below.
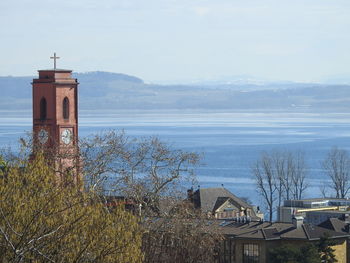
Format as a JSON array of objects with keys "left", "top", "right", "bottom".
[{"left": 1, "top": 71, "right": 350, "bottom": 112}]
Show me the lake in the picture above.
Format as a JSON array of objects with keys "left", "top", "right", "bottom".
[{"left": 1, "top": 109, "right": 350, "bottom": 208}]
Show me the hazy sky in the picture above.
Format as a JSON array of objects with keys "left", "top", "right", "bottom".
[{"left": 1, "top": 0, "right": 350, "bottom": 83}]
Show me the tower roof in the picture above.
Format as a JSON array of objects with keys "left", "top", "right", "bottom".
[
  {"left": 38, "top": 69, "right": 72, "bottom": 72},
  {"left": 33, "top": 69, "right": 77, "bottom": 84}
]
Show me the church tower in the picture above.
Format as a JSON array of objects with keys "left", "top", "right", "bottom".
[{"left": 32, "top": 54, "right": 80, "bottom": 182}]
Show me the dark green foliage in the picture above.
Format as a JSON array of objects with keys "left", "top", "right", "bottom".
[
  {"left": 318, "top": 235, "right": 338, "bottom": 263},
  {"left": 269, "top": 237, "right": 339, "bottom": 263},
  {"left": 268, "top": 244, "right": 300, "bottom": 263},
  {"left": 268, "top": 243, "right": 320, "bottom": 263},
  {"left": 299, "top": 244, "right": 320, "bottom": 263}
]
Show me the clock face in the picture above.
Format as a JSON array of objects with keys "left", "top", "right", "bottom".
[
  {"left": 61, "top": 129, "right": 72, "bottom": 145},
  {"left": 38, "top": 129, "right": 48, "bottom": 144}
]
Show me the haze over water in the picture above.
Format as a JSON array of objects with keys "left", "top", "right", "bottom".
[{"left": 1, "top": 110, "right": 350, "bottom": 207}]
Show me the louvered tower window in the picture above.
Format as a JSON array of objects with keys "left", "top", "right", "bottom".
[
  {"left": 63, "top": 97, "right": 69, "bottom": 119},
  {"left": 40, "top": 97, "right": 47, "bottom": 120}
]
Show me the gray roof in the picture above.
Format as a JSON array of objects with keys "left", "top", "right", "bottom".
[
  {"left": 145, "top": 217, "right": 350, "bottom": 241},
  {"left": 39, "top": 68, "right": 72, "bottom": 72},
  {"left": 212, "top": 197, "right": 231, "bottom": 212},
  {"left": 216, "top": 221, "right": 350, "bottom": 241},
  {"left": 318, "top": 218, "right": 348, "bottom": 233},
  {"left": 196, "top": 188, "right": 252, "bottom": 213}
]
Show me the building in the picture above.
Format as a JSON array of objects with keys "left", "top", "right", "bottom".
[
  {"left": 307, "top": 210, "right": 350, "bottom": 226},
  {"left": 32, "top": 54, "right": 81, "bottom": 184},
  {"left": 318, "top": 217, "right": 350, "bottom": 263},
  {"left": 188, "top": 187, "right": 264, "bottom": 220},
  {"left": 278, "top": 198, "right": 350, "bottom": 224},
  {"left": 215, "top": 217, "right": 349, "bottom": 263},
  {"left": 143, "top": 214, "right": 349, "bottom": 263}
]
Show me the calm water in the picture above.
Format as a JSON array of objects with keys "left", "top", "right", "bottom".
[{"left": 1, "top": 110, "right": 350, "bottom": 207}]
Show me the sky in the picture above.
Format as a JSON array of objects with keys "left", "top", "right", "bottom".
[{"left": 1, "top": 0, "right": 350, "bottom": 83}]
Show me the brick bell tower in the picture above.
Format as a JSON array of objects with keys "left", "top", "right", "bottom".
[{"left": 32, "top": 53, "right": 80, "bottom": 183}]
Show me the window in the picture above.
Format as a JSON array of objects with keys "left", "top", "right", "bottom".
[
  {"left": 219, "top": 239, "right": 235, "bottom": 263},
  {"left": 40, "top": 97, "right": 47, "bottom": 120},
  {"left": 243, "top": 244, "right": 259, "bottom": 263},
  {"left": 63, "top": 97, "right": 69, "bottom": 119}
]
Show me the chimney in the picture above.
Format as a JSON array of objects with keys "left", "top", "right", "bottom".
[
  {"left": 187, "top": 187, "right": 194, "bottom": 202},
  {"left": 342, "top": 213, "right": 350, "bottom": 223},
  {"left": 292, "top": 216, "right": 304, "bottom": 229}
]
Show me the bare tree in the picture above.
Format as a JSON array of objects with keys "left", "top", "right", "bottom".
[
  {"left": 253, "top": 152, "right": 277, "bottom": 222},
  {"left": 142, "top": 201, "right": 222, "bottom": 263},
  {"left": 253, "top": 150, "right": 308, "bottom": 221},
  {"left": 276, "top": 151, "right": 308, "bottom": 200},
  {"left": 78, "top": 131, "right": 221, "bottom": 262},
  {"left": 79, "top": 130, "right": 129, "bottom": 191},
  {"left": 79, "top": 130, "right": 200, "bottom": 216},
  {"left": 290, "top": 151, "right": 308, "bottom": 200},
  {"left": 272, "top": 152, "right": 287, "bottom": 207},
  {"left": 14, "top": 130, "right": 200, "bottom": 216},
  {"left": 320, "top": 183, "right": 330, "bottom": 198},
  {"left": 323, "top": 147, "right": 350, "bottom": 198}
]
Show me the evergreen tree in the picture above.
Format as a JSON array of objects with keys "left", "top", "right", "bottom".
[
  {"left": 298, "top": 244, "right": 320, "bottom": 263},
  {"left": 268, "top": 243, "right": 320, "bottom": 263},
  {"left": 318, "top": 235, "right": 338, "bottom": 263},
  {"left": 268, "top": 244, "right": 300, "bottom": 263}
]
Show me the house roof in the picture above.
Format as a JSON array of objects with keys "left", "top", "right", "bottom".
[
  {"left": 215, "top": 220, "right": 349, "bottom": 241},
  {"left": 262, "top": 227, "right": 279, "bottom": 240},
  {"left": 144, "top": 217, "right": 350, "bottom": 242},
  {"left": 212, "top": 197, "right": 231, "bottom": 212},
  {"left": 318, "top": 218, "right": 349, "bottom": 233},
  {"left": 196, "top": 188, "right": 252, "bottom": 213}
]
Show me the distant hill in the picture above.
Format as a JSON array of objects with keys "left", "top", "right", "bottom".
[{"left": 1, "top": 71, "right": 350, "bottom": 112}]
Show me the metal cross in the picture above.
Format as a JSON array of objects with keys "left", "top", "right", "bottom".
[{"left": 50, "top": 53, "right": 60, "bottom": 70}]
